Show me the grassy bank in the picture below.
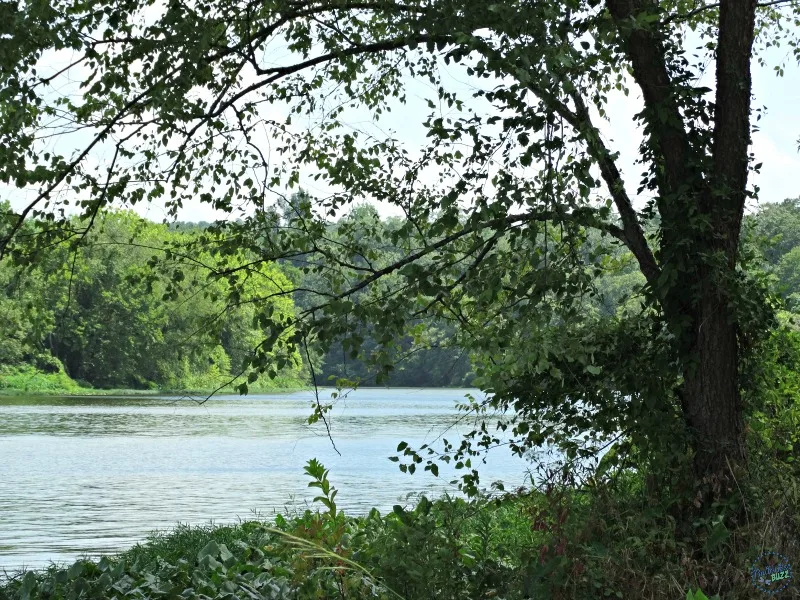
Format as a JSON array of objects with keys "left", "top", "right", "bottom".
[
  {"left": 0, "top": 366, "right": 309, "bottom": 397},
  {"left": 0, "top": 366, "right": 84, "bottom": 395},
  {"left": 1, "top": 458, "right": 798, "bottom": 600}
]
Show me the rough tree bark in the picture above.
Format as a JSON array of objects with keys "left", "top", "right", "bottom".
[{"left": 682, "top": 266, "right": 747, "bottom": 491}]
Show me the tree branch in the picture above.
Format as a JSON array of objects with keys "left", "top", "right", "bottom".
[
  {"left": 711, "top": 0, "right": 757, "bottom": 256},
  {"left": 570, "top": 92, "right": 660, "bottom": 286},
  {"left": 664, "top": 0, "right": 798, "bottom": 24},
  {"left": 606, "top": 0, "right": 691, "bottom": 197},
  {"left": 527, "top": 82, "right": 660, "bottom": 286},
  {"left": 300, "top": 206, "right": 625, "bottom": 317}
]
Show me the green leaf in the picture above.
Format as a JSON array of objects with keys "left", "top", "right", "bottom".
[
  {"left": 218, "top": 543, "right": 235, "bottom": 565},
  {"left": 198, "top": 540, "right": 220, "bottom": 561},
  {"left": 705, "top": 521, "right": 729, "bottom": 552},
  {"left": 67, "top": 561, "right": 84, "bottom": 579},
  {"left": 19, "top": 571, "right": 36, "bottom": 600}
]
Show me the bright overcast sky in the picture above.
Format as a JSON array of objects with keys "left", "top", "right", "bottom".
[{"left": 4, "top": 25, "right": 799, "bottom": 225}]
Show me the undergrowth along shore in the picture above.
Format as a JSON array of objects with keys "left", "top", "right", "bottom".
[
  {"left": 0, "top": 365, "right": 472, "bottom": 396},
  {"left": 1, "top": 459, "right": 798, "bottom": 600},
  {"left": 0, "top": 365, "right": 308, "bottom": 396}
]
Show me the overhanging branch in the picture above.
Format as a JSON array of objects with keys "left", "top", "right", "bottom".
[
  {"left": 606, "top": 0, "right": 691, "bottom": 197},
  {"left": 527, "top": 82, "right": 660, "bottom": 286},
  {"left": 570, "top": 92, "right": 660, "bottom": 286},
  {"left": 300, "top": 206, "right": 630, "bottom": 317},
  {"left": 664, "top": 0, "right": 798, "bottom": 24}
]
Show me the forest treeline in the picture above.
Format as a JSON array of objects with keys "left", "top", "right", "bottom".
[
  {"left": 2, "top": 196, "right": 800, "bottom": 392},
  {"left": 0, "top": 208, "right": 304, "bottom": 392}
]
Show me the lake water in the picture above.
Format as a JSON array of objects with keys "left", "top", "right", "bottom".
[{"left": 0, "top": 388, "right": 533, "bottom": 571}]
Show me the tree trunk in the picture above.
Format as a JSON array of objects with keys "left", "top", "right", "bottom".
[{"left": 681, "top": 265, "right": 747, "bottom": 499}]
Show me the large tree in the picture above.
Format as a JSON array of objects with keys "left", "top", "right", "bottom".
[{"left": 1, "top": 0, "right": 797, "bottom": 502}]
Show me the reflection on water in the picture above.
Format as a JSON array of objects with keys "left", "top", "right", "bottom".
[{"left": 0, "top": 388, "right": 530, "bottom": 570}]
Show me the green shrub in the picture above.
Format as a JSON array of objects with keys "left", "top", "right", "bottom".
[{"left": 0, "top": 364, "right": 82, "bottom": 394}]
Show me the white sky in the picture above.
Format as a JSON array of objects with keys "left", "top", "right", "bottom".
[{"left": 4, "top": 23, "right": 799, "bottom": 225}]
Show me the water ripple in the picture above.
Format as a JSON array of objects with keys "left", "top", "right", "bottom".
[{"left": 0, "top": 388, "right": 528, "bottom": 570}]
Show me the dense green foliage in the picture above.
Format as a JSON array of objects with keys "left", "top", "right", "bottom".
[
  {"left": 284, "top": 201, "right": 475, "bottom": 388},
  {"left": 0, "top": 200, "right": 477, "bottom": 391},
  {"left": 6, "top": 196, "right": 798, "bottom": 395},
  {"left": 749, "top": 198, "right": 800, "bottom": 311},
  {"left": 0, "top": 206, "right": 305, "bottom": 392}
]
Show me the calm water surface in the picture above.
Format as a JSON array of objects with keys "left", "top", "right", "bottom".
[{"left": 0, "top": 388, "right": 531, "bottom": 570}]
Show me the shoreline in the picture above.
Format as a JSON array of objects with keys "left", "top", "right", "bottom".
[
  {"left": 0, "top": 386, "right": 311, "bottom": 397},
  {"left": 0, "top": 384, "right": 476, "bottom": 397}
]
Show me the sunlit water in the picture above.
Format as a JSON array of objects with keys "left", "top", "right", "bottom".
[{"left": 0, "top": 388, "right": 534, "bottom": 570}]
